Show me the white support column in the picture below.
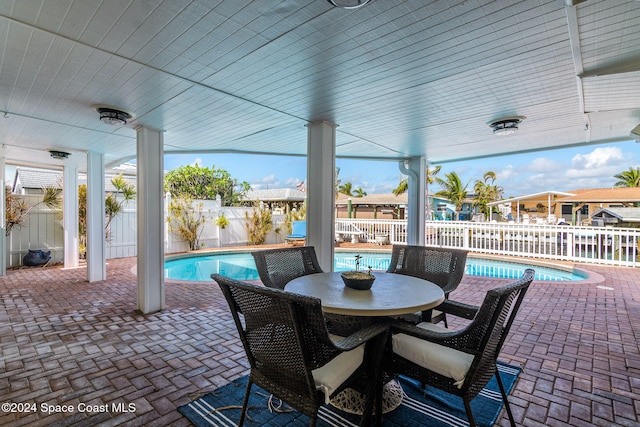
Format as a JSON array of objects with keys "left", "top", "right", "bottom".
[
  {"left": 0, "top": 156, "right": 6, "bottom": 276},
  {"left": 63, "top": 165, "right": 79, "bottom": 268},
  {"left": 86, "top": 152, "right": 106, "bottom": 281},
  {"left": 306, "top": 121, "right": 336, "bottom": 271},
  {"left": 136, "top": 126, "right": 165, "bottom": 314},
  {"left": 399, "top": 157, "right": 426, "bottom": 246}
]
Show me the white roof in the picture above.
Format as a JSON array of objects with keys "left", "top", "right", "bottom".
[{"left": 488, "top": 191, "right": 576, "bottom": 206}]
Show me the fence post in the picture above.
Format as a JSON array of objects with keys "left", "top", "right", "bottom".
[
  {"left": 463, "top": 225, "right": 470, "bottom": 249},
  {"left": 565, "top": 232, "right": 574, "bottom": 258},
  {"left": 215, "top": 195, "right": 222, "bottom": 248},
  {"left": 165, "top": 192, "right": 171, "bottom": 252}
]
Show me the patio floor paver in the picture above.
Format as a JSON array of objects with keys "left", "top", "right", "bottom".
[{"left": 1, "top": 252, "right": 639, "bottom": 426}]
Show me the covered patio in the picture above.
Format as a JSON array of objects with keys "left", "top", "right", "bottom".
[
  {"left": 2, "top": 1, "right": 640, "bottom": 425},
  {"left": 2, "top": 251, "right": 639, "bottom": 426},
  {"left": 1, "top": 0, "right": 640, "bottom": 312}
]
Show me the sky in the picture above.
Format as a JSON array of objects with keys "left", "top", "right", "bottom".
[{"left": 164, "top": 139, "right": 640, "bottom": 199}]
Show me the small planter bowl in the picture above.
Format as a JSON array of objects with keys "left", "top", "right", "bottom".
[{"left": 341, "top": 271, "right": 375, "bottom": 290}]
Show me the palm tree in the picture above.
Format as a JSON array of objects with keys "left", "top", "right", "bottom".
[
  {"left": 393, "top": 164, "right": 441, "bottom": 219},
  {"left": 614, "top": 167, "right": 640, "bottom": 187},
  {"left": 434, "top": 171, "right": 469, "bottom": 219},
  {"left": 353, "top": 187, "right": 367, "bottom": 197},
  {"left": 472, "top": 171, "right": 503, "bottom": 218},
  {"left": 338, "top": 181, "right": 354, "bottom": 197}
]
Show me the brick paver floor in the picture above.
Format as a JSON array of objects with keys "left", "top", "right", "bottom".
[{"left": 1, "top": 250, "right": 639, "bottom": 426}]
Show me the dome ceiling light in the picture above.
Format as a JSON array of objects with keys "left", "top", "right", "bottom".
[
  {"left": 327, "top": 0, "right": 371, "bottom": 9},
  {"left": 94, "top": 106, "right": 133, "bottom": 126},
  {"left": 488, "top": 116, "right": 526, "bottom": 136}
]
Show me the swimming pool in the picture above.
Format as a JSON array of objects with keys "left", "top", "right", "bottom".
[{"left": 164, "top": 251, "right": 587, "bottom": 282}]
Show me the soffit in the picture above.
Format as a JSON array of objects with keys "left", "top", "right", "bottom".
[{"left": 0, "top": 0, "right": 637, "bottom": 169}]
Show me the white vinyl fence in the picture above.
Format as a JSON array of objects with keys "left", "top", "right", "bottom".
[
  {"left": 337, "top": 218, "right": 640, "bottom": 267},
  {"left": 7, "top": 195, "right": 64, "bottom": 267},
  {"left": 7, "top": 194, "right": 288, "bottom": 267}
]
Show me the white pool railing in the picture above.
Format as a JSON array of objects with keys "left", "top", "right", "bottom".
[{"left": 336, "top": 218, "right": 640, "bottom": 268}]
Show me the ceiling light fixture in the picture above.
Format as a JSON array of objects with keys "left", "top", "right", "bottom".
[
  {"left": 50, "top": 150, "right": 70, "bottom": 160},
  {"left": 95, "top": 107, "right": 132, "bottom": 126},
  {"left": 488, "top": 116, "right": 526, "bottom": 136},
  {"left": 327, "top": 0, "right": 371, "bottom": 9}
]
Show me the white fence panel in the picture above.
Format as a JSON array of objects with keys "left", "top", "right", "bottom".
[
  {"left": 165, "top": 198, "right": 223, "bottom": 252},
  {"left": 337, "top": 218, "right": 640, "bottom": 267},
  {"left": 335, "top": 219, "right": 407, "bottom": 244},
  {"left": 106, "top": 200, "right": 137, "bottom": 259},
  {"left": 7, "top": 195, "right": 64, "bottom": 267}
]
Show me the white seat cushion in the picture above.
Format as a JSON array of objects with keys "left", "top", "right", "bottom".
[
  {"left": 392, "top": 322, "right": 474, "bottom": 388},
  {"left": 312, "top": 334, "right": 365, "bottom": 403}
]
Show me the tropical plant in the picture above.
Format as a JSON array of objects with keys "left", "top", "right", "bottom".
[
  {"left": 166, "top": 196, "right": 209, "bottom": 250},
  {"left": 5, "top": 186, "right": 61, "bottom": 236},
  {"left": 164, "top": 164, "right": 250, "bottom": 205},
  {"left": 393, "top": 164, "right": 441, "bottom": 218},
  {"left": 245, "top": 206, "right": 273, "bottom": 245},
  {"left": 215, "top": 214, "right": 230, "bottom": 229},
  {"left": 434, "top": 171, "right": 469, "bottom": 218},
  {"left": 105, "top": 174, "right": 136, "bottom": 239},
  {"left": 338, "top": 181, "right": 353, "bottom": 197},
  {"left": 353, "top": 187, "right": 367, "bottom": 198},
  {"left": 284, "top": 203, "right": 306, "bottom": 235},
  {"left": 614, "top": 167, "right": 640, "bottom": 187},
  {"left": 78, "top": 184, "right": 87, "bottom": 257},
  {"left": 78, "top": 175, "right": 136, "bottom": 256},
  {"left": 472, "top": 171, "right": 503, "bottom": 218}
]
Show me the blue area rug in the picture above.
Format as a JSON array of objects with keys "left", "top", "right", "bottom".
[{"left": 179, "top": 362, "right": 520, "bottom": 427}]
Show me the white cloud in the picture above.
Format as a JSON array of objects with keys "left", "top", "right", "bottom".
[
  {"left": 250, "top": 174, "right": 280, "bottom": 190},
  {"left": 571, "top": 146, "right": 624, "bottom": 169},
  {"left": 284, "top": 177, "right": 304, "bottom": 188},
  {"left": 565, "top": 146, "right": 626, "bottom": 180},
  {"left": 526, "top": 157, "right": 562, "bottom": 173},
  {"left": 497, "top": 165, "right": 514, "bottom": 180}
]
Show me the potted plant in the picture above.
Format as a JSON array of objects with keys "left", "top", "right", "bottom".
[{"left": 341, "top": 254, "right": 375, "bottom": 290}]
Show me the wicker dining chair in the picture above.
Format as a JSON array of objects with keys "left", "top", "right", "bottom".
[
  {"left": 386, "top": 244, "right": 468, "bottom": 326},
  {"left": 252, "top": 246, "right": 323, "bottom": 290},
  {"left": 212, "top": 274, "right": 388, "bottom": 427},
  {"left": 389, "top": 269, "right": 534, "bottom": 427}
]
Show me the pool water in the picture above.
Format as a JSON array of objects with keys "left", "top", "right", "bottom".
[{"left": 164, "top": 251, "right": 586, "bottom": 282}]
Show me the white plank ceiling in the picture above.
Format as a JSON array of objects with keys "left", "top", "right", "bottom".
[{"left": 0, "top": 0, "right": 639, "bottom": 169}]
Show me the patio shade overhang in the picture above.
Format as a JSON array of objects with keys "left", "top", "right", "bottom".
[{"left": 0, "top": 1, "right": 639, "bottom": 169}]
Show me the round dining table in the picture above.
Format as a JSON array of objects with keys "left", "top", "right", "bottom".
[
  {"left": 285, "top": 271, "right": 445, "bottom": 415},
  {"left": 285, "top": 271, "right": 445, "bottom": 317}
]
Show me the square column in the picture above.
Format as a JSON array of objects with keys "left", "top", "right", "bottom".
[
  {"left": 404, "top": 157, "right": 426, "bottom": 246},
  {"left": 306, "top": 121, "right": 336, "bottom": 271},
  {"left": 63, "top": 165, "right": 79, "bottom": 268},
  {"left": 136, "top": 126, "right": 165, "bottom": 313},
  {"left": 86, "top": 151, "right": 106, "bottom": 281}
]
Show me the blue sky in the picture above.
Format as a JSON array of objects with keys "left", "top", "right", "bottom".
[{"left": 165, "top": 139, "right": 640, "bottom": 198}]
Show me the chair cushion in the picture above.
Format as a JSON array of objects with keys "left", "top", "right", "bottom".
[
  {"left": 312, "top": 334, "right": 365, "bottom": 403},
  {"left": 392, "top": 322, "right": 474, "bottom": 388}
]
